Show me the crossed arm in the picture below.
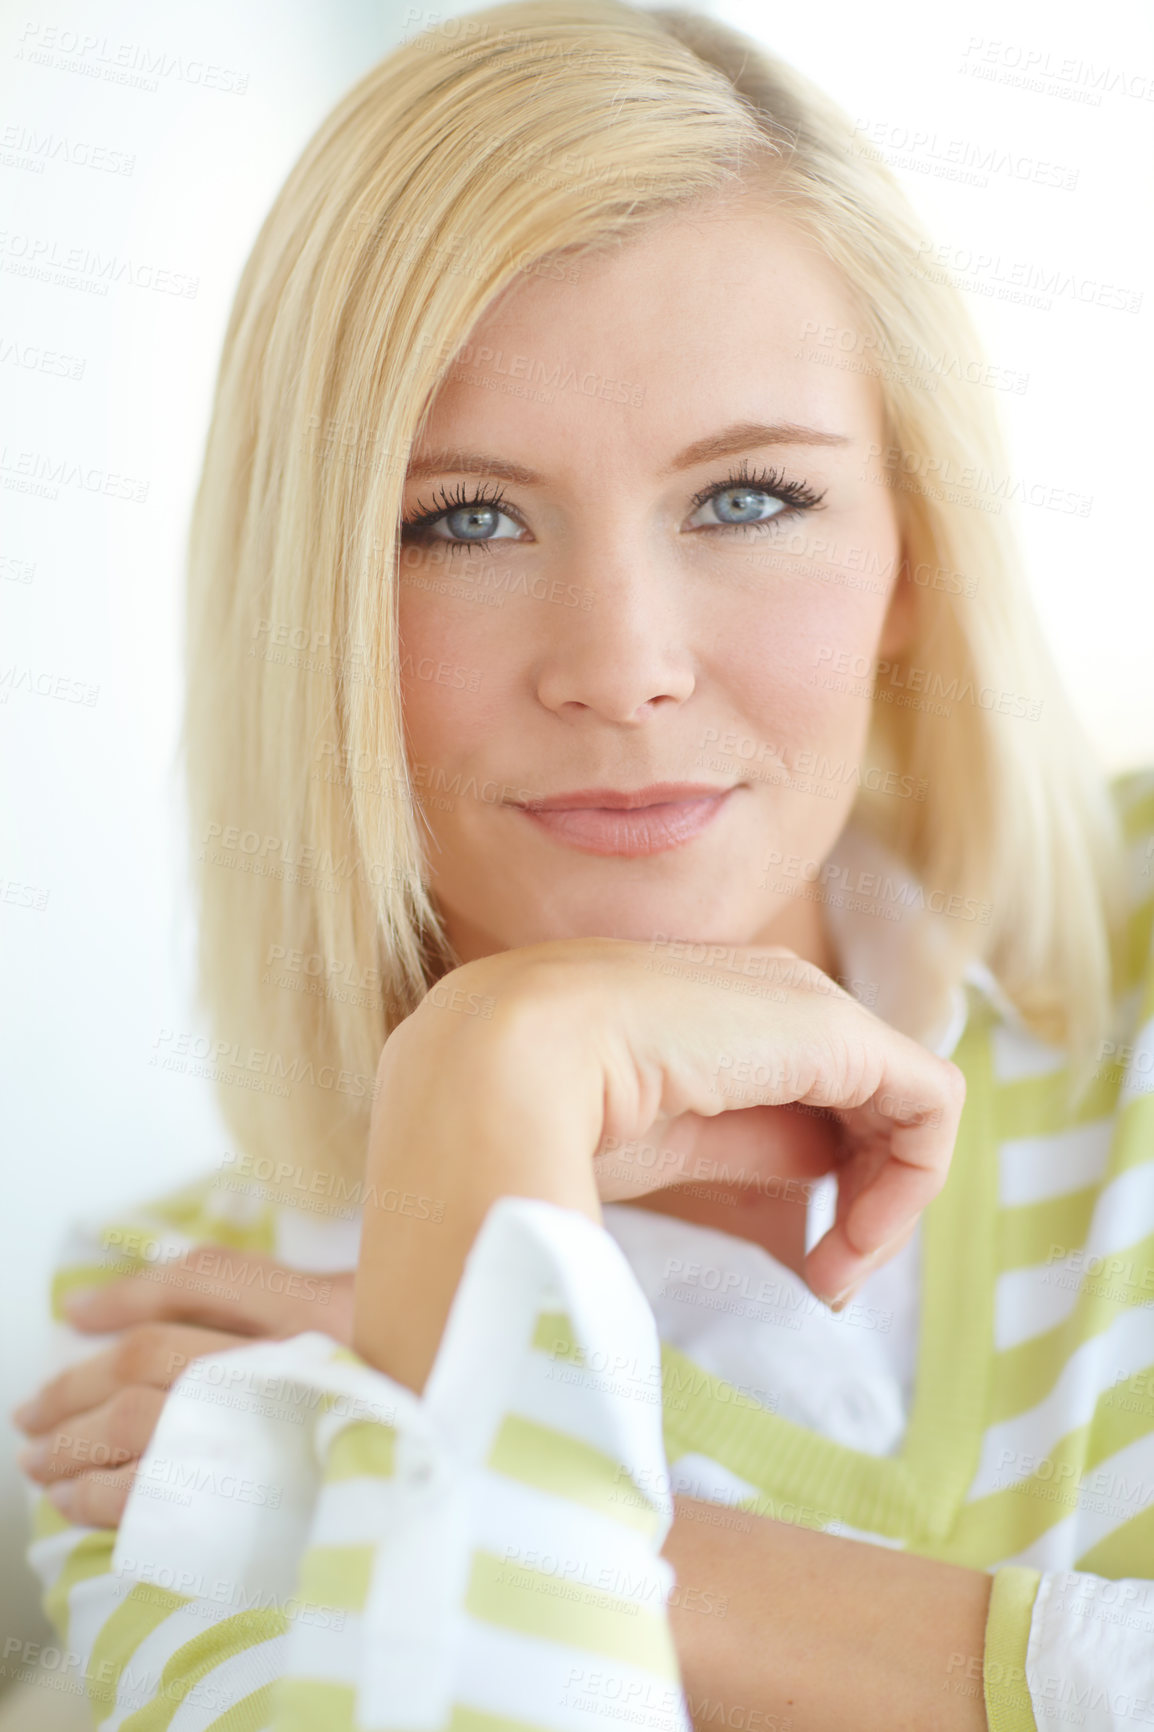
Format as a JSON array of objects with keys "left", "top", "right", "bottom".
[
  {"left": 665, "top": 1495, "right": 991, "bottom": 1731},
  {"left": 17, "top": 943, "right": 994, "bottom": 1727},
  {"left": 17, "top": 1265, "right": 993, "bottom": 1732}
]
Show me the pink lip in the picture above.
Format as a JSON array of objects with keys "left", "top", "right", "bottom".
[{"left": 512, "top": 784, "right": 738, "bottom": 857}]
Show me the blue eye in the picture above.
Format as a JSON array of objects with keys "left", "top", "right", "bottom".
[
  {"left": 688, "top": 485, "right": 787, "bottom": 527},
  {"left": 427, "top": 502, "right": 523, "bottom": 543},
  {"left": 685, "top": 460, "right": 826, "bottom": 533},
  {"left": 400, "top": 482, "right": 525, "bottom": 556},
  {"left": 399, "top": 459, "right": 825, "bottom": 556}
]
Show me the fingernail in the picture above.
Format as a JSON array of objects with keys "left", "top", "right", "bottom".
[
  {"left": 45, "top": 1481, "right": 76, "bottom": 1515},
  {"left": 62, "top": 1287, "right": 100, "bottom": 1317},
  {"left": 828, "top": 1284, "right": 859, "bottom": 1314}
]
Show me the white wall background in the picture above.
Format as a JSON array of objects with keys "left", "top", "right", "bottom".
[{"left": 2, "top": 0, "right": 1151, "bottom": 1683}]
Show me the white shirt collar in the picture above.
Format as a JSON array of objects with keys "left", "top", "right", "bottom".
[{"left": 821, "top": 818, "right": 1016, "bottom": 1059}]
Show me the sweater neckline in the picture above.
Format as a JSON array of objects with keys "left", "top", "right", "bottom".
[{"left": 659, "top": 985, "right": 997, "bottom": 1546}]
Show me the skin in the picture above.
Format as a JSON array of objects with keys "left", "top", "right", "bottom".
[
  {"left": 398, "top": 192, "right": 910, "bottom": 977},
  {"left": 14, "top": 192, "right": 992, "bottom": 1727},
  {"left": 396, "top": 189, "right": 916, "bottom": 1277}
]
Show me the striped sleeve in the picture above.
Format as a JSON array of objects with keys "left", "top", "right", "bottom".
[
  {"left": 22, "top": 1188, "right": 291, "bottom": 1727},
  {"left": 31, "top": 1196, "right": 691, "bottom": 1730},
  {"left": 1000, "top": 773, "right": 1154, "bottom": 1732}
]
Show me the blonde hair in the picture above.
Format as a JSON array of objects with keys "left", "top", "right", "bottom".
[{"left": 183, "top": 0, "right": 1128, "bottom": 1190}]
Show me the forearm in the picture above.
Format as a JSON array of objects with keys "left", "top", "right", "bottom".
[
  {"left": 353, "top": 986, "right": 604, "bottom": 1391},
  {"left": 663, "top": 1496, "right": 992, "bottom": 1732}
]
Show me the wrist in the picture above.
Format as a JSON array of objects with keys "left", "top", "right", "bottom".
[{"left": 354, "top": 968, "right": 605, "bottom": 1391}]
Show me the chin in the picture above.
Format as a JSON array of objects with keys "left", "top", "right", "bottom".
[{"left": 506, "top": 891, "right": 754, "bottom": 948}]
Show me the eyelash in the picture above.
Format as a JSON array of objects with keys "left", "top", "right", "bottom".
[{"left": 398, "top": 459, "right": 827, "bottom": 556}]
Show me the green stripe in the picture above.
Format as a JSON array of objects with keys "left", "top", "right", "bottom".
[
  {"left": 296, "top": 1544, "right": 374, "bottom": 1613},
  {"left": 996, "top": 1188, "right": 1097, "bottom": 1274},
  {"left": 204, "top": 1680, "right": 278, "bottom": 1731},
  {"left": 119, "top": 1609, "right": 288, "bottom": 1732},
  {"left": 1111, "top": 1096, "right": 1154, "bottom": 1178},
  {"left": 990, "top": 1224, "right": 1154, "bottom": 1423},
  {"left": 448, "top": 1709, "right": 567, "bottom": 1732},
  {"left": 659, "top": 996, "right": 1000, "bottom": 1551},
  {"left": 41, "top": 1525, "right": 115, "bottom": 1647},
  {"left": 32, "top": 1493, "right": 72, "bottom": 1541},
  {"left": 271, "top": 1687, "right": 563, "bottom": 1732},
  {"left": 659, "top": 1342, "right": 901, "bottom": 1528},
  {"left": 1113, "top": 772, "right": 1154, "bottom": 838},
  {"left": 983, "top": 1567, "right": 1042, "bottom": 1732},
  {"left": 993, "top": 1065, "right": 1118, "bottom": 1141},
  {"left": 324, "top": 1420, "right": 396, "bottom": 1481},
  {"left": 1087, "top": 1362, "right": 1154, "bottom": 1461},
  {"left": 950, "top": 1425, "right": 1094, "bottom": 1561},
  {"left": 87, "top": 1583, "right": 190, "bottom": 1717},
  {"left": 186, "top": 1212, "right": 277, "bottom": 1253},
  {"left": 49, "top": 1182, "right": 279, "bottom": 1318},
  {"left": 487, "top": 1412, "right": 663, "bottom": 1541},
  {"left": 141, "top": 1180, "right": 277, "bottom": 1253},
  {"left": 1120, "top": 898, "right": 1154, "bottom": 995},
  {"left": 271, "top": 1679, "right": 357, "bottom": 1732},
  {"left": 141, "top": 1177, "right": 235, "bottom": 1228},
  {"left": 949, "top": 1369, "right": 1154, "bottom": 1564},
  {"left": 531, "top": 1309, "right": 579, "bottom": 1363},
  {"left": 890, "top": 995, "right": 999, "bottom": 1543},
  {"left": 465, "top": 1549, "right": 679, "bottom": 1678},
  {"left": 1075, "top": 1494, "right": 1154, "bottom": 1575}
]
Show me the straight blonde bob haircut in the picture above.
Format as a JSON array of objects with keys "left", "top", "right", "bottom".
[{"left": 184, "top": 0, "right": 1128, "bottom": 1192}]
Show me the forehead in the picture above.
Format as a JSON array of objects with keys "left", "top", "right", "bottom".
[{"left": 417, "top": 192, "right": 884, "bottom": 461}]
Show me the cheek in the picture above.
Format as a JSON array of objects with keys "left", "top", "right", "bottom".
[
  {"left": 716, "top": 579, "right": 892, "bottom": 759},
  {"left": 396, "top": 583, "right": 502, "bottom": 762},
  {"left": 398, "top": 665, "right": 498, "bottom": 780}
]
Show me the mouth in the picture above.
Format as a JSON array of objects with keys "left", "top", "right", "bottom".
[{"left": 510, "top": 783, "right": 739, "bottom": 857}]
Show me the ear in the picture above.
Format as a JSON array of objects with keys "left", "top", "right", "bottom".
[{"left": 877, "top": 547, "right": 917, "bottom": 660}]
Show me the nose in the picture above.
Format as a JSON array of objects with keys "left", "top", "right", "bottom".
[{"left": 532, "top": 544, "right": 697, "bottom": 724}]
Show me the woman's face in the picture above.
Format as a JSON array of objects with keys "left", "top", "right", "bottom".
[{"left": 396, "top": 193, "right": 912, "bottom": 969}]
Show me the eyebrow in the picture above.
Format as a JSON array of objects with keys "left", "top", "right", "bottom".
[{"left": 405, "top": 421, "right": 851, "bottom": 485}]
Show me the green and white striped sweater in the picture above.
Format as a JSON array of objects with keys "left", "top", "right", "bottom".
[{"left": 24, "top": 768, "right": 1154, "bottom": 1731}]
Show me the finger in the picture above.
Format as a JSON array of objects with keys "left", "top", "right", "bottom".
[
  {"left": 803, "top": 1108, "right": 959, "bottom": 1304},
  {"left": 688, "top": 1101, "right": 841, "bottom": 1191},
  {"left": 18, "top": 1386, "right": 166, "bottom": 1486},
  {"left": 62, "top": 1248, "right": 353, "bottom": 1342},
  {"left": 43, "top": 1464, "right": 136, "bottom": 1530},
  {"left": 807, "top": 1209, "right": 921, "bottom": 1314},
  {"left": 14, "top": 1324, "right": 244, "bottom": 1437},
  {"left": 594, "top": 1101, "right": 840, "bottom": 1204}
]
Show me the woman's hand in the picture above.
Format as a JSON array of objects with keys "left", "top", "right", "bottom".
[
  {"left": 13, "top": 1247, "right": 355, "bottom": 1527},
  {"left": 354, "top": 937, "right": 965, "bottom": 1391}
]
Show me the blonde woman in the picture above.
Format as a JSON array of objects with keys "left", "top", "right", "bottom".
[{"left": 15, "top": 2, "right": 1154, "bottom": 1727}]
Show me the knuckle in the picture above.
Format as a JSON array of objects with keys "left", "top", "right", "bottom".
[
  {"left": 48, "top": 1429, "right": 80, "bottom": 1469},
  {"left": 106, "top": 1385, "right": 161, "bottom": 1450},
  {"left": 64, "top": 1478, "right": 94, "bottom": 1525},
  {"left": 75, "top": 1471, "right": 127, "bottom": 1529},
  {"left": 787, "top": 956, "right": 827, "bottom": 991},
  {"left": 29, "top": 1373, "right": 65, "bottom": 1420},
  {"left": 938, "top": 1056, "right": 967, "bottom": 1110},
  {"left": 114, "top": 1324, "right": 164, "bottom": 1383}
]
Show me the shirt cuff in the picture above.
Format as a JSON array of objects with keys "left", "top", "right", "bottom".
[
  {"left": 112, "top": 1195, "right": 690, "bottom": 1732},
  {"left": 1023, "top": 1569, "right": 1154, "bottom": 1732},
  {"left": 984, "top": 1565, "right": 1042, "bottom": 1731}
]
